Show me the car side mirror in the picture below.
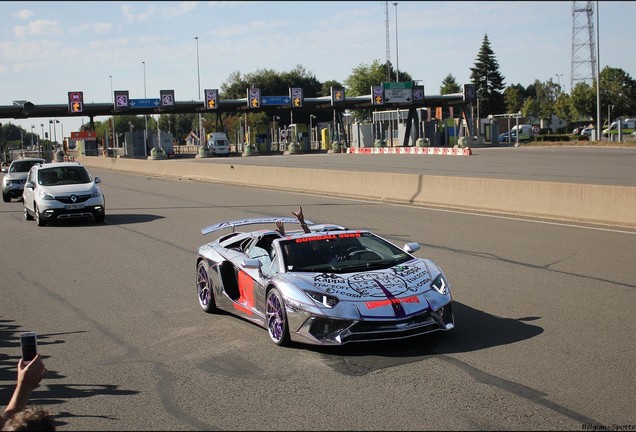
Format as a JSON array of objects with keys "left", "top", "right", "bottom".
[
  {"left": 94, "top": 177, "right": 101, "bottom": 184},
  {"left": 404, "top": 242, "right": 421, "bottom": 253},
  {"left": 242, "top": 259, "right": 262, "bottom": 269},
  {"left": 24, "top": 181, "right": 34, "bottom": 190}
]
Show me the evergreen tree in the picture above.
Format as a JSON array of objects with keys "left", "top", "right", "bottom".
[
  {"left": 440, "top": 74, "right": 461, "bottom": 95},
  {"left": 469, "top": 34, "right": 506, "bottom": 116}
]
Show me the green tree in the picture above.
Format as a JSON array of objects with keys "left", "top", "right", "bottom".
[
  {"left": 569, "top": 81, "right": 596, "bottom": 122},
  {"left": 470, "top": 33, "right": 506, "bottom": 116},
  {"left": 440, "top": 74, "right": 460, "bottom": 95},
  {"left": 599, "top": 66, "right": 636, "bottom": 121},
  {"left": 554, "top": 93, "right": 573, "bottom": 125},
  {"left": 503, "top": 84, "right": 525, "bottom": 113}
]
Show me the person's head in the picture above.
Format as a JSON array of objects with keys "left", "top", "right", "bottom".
[{"left": 2, "top": 407, "right": 55, "bottom": 431}]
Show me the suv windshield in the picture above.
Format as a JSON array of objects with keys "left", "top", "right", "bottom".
[{"left": 38, "top": 167, "right": 91, "bottom": 186}]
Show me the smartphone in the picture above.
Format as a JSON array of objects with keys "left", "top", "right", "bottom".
[{"left": 20, "top": 332, "right": 38, "bottom": 363}]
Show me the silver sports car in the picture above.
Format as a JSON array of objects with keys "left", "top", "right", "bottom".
[{"left": 195, "top": 217, "right": 454, "bottom": 346}]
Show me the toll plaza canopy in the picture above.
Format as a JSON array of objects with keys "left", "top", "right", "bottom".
[{"left": 1, "top": 91, "right": 469, "bottom": 121}]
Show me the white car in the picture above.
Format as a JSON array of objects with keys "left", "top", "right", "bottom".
[
  {"left": 22, "top": 161, "right": 105, "bottom": 226},
  {"left": 1, "top": 157, "right": 46, "bottom": 202},
  {"left": 580, "top": 127, "right": 595, "bottom": 137}
]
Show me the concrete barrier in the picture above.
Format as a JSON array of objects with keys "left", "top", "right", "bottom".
[{"left": 78, "top": 156, "right": 636, "bottom": 229}]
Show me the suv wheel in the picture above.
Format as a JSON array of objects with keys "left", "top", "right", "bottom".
[
  {"left": 2, "top": 192, "right": 10, "bottom": 202},
  {"left": 34, "top": 204, "right": 46, "bottom": 226},
  {"left": 24, "top": 204, "right": 33, "bottom": 221}
]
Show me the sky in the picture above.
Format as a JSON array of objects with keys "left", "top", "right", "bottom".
[{"left": 1, "top": 0, "right": 634, "bottom": 138}]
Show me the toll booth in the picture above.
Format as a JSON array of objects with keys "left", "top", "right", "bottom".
[
  {"left": 289, "top": 124, "right": 309, "bottom": 152},
  {"left": 321, "top": 128, "right": 331, "bottom": 150},
  {"left": 124, "top": 131, "right": 146, "bottom": 157}
]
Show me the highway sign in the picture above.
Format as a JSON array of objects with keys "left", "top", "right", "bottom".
[
  {"left": 383, "top": 82, "right": 413, "bottom": 103},
  {"left": 261, "top": 96, "right": 290, "bottom": 106},
  {"left": 129, "top": 98, "right": 161, "bottom": 108}
]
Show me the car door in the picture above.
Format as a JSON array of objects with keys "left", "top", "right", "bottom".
[{"left": 22, "top": 168, "right": 36, "bottom": 211}]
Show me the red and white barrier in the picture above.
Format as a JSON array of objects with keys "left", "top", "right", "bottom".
[{"left": 346, "top": 147, "right": 472, "bottom": 156}]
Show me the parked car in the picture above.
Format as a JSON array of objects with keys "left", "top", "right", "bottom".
[
  {"left": 195, "top": 217, "right": 454, "bottom": 346},
  {"left": 22, "top": 161, "right": 105, "bottom": 226},
  {"left": 580, "top": 127, "right": 595, "bottom": 137},
  {"left": 498, "top": 131, "right": 517, "bottom": 144},
  {"left": 1, "top": 158, "right": 46, "bottom": 202}
]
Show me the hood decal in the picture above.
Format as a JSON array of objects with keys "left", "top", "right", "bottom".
[{"left": 313, "top": 265, "right": 430, "bottom": 302}]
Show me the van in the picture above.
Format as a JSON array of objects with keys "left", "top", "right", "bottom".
[
  {"left": 510, "top": 124, "right": 536, "bottom": 142},
  {"left": 602, "top": 118, "right": 636, "bottom": 137},
  {"left": 206, "top": 132, "right": 230, "bottom": 156}
]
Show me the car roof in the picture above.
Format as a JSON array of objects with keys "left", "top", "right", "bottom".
[
  {"left": 11, "top": 157, "right": 45, "bottom": 164},
  {"left": 35, "top": 161, "right": 84, "bottom": 170}
]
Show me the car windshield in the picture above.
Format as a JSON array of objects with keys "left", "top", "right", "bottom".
[
  {"left": 10, "top": 160, "right": 42, "bottom": 173},
  {"left": 278, "top": 231, "right": 413, "bottom": 273},
  {"left": 38, "top": 167, "right": 91, "bottom": 186}
]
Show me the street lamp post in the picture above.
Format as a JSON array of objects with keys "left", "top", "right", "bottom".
[
  {"left": 142, "top": 61, "right": 148, "bottom": 157},
  {"left": 608, "top": 104, "right": 614, "bottom": 140},
  {"left": 195, "top": 36, "right": 202, "bottom": 146},
  {"left": 309, "top": 115, "right": 316, "bottom": 149},
  {"left": 48, "top": 120, "right": 52, "bottom": 148},
  {"left": 109, "top": 75, "right": 116, "bottom": 148},
  {"left": 272, "top": 116, "right": 280, "bottom": 150},
  {"left": 393, "top": 2, "right": 399, "bottom": 82}
]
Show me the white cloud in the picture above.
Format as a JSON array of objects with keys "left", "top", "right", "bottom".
[
  {"left": 162, "top": 1, "right": 198, "bottom": 18},
  {"left": 121, "top": 4, "right": 157, "bottom": 23},
  {"left": 13, "top": 20, "right": 64, "bottom": 38},
  {"left": 13, "top": 9, "right": 34, "bottom": 20}
]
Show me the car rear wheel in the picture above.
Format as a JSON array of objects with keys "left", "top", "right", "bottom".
[
  {"left": 196, "top": 261, "right": 217, "bottom": 313},
  {"left": 34, "top": 204, "right": 46, "bottom": 226},
  {"left": 266, "top": 288, "right": 290, "bottom": 346},
  {"left": 2, "top": 192, "right": 10, "bottom": 202},
  {"left": 24, "top": 203, "right": 33, "bottom": 220}
]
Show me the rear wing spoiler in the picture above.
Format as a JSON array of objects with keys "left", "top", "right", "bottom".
[{"left": 201, "top": 217, "right": 314, "bottom": 235}]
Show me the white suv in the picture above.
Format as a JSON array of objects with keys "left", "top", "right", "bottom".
[
  {"left": 22, "top": 161, "right": 105, "bottom": 226},
  {"left": 1, "top": 157, "right": 46, "bottom": 202}
]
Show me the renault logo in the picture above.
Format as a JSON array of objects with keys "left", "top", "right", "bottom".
[{"left": 70, "top": 195, "right": 77, "bottom": 203}]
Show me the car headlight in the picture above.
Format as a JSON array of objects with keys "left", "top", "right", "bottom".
[
  {"left": 90, "top": 188, "right": 102, "bottom": 198},
  {"left": 305, "top": 291, "right": 339, "bottom": 308},
  {"left": 37, "top": 190, "right": 55, "bottom": 200},
  {"left": 431, "top": 274, "right": 449, "bottom": 295}
]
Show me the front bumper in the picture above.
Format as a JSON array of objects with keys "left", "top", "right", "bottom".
[
  {"left": 37, "top": 201, "right": 105, "bottom": 221},
  {"left": 288, "top": 302, "right": 454, "bottom": 346}
]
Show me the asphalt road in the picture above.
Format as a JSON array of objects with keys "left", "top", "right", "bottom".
[
  {"left": 0, "top": 167, "right": 634, "bottom": 431},
  {"left": 169, "top": 146, "right": 636, "bottom": 187}
]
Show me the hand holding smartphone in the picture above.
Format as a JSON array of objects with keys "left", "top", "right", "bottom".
[{"left": 20, "top": 332, "right": 38, "bottom": 364}]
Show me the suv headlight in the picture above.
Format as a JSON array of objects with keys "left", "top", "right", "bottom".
[
  {"left": 431, "top": 274, "right": 449, "bottom": 295},
  {"left": 90, "top": 188, "right": 102, "bottom": 198},
  {"left": 37, "top": 190, "right": 55, "bottom": 200}
]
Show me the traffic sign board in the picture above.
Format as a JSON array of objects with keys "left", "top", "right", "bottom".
[
  {"left": 129, "top": 98, "right": 161, "bottom": 108},
  {"left": 261, "top": 96, "right": 290, "bottom": 106}
]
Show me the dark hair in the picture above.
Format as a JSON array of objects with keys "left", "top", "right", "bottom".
[{"left": 2, "top": 407, "right": 55, "bottom": 431}]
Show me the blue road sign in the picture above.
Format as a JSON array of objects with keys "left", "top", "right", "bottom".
[
  {"left": 261, "top": 96, "right": 290, "bottom": 106},
  {"left": 129, "top": 98, "right": 161, "bottom": 108}
]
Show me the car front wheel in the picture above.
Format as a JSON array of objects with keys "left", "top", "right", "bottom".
[
  {"left": 266, "top": 288, "right": 290, "bottom": 346},
  {"left": 196, "top": 261, "right": 217, "bottom": 313},
  {"left": 2, "top": 192, "right": 10, "bottom": 202},
  {"left": 34, "top": 204, "right": 46, "bottom": 226},
  {"left": 24, "top": 203, "right": 33, "bottom": 221}
]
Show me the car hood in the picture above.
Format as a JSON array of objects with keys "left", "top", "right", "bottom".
[
  {"left": 5, "top": 172, "right": 28, "bottom": 181},
  {"left": 281, "top": 260, "right": 444, "bottom": 317},
  {"left": 42, "top": 183, "right": 98, "bottom": 195}
]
